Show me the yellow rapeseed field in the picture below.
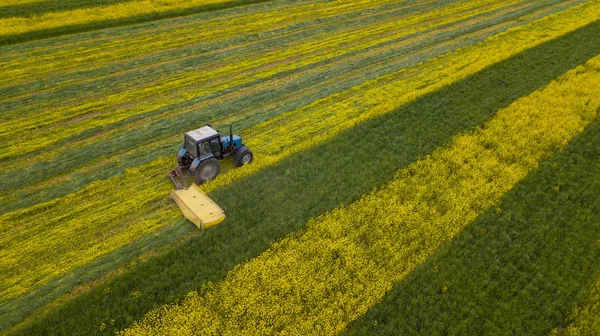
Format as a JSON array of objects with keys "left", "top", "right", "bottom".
[
  {"left": 1, "top": 0, "right": 597, "bottom": 302},
  {"left": 120, "top": 54, "right": 600, "bottom": 336}
]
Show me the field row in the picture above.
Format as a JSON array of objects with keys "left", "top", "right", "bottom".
[
  {"left": 8, "top": 9, "right": 600, "bottom": 335},
  {"left": 119, "top": 54, "right": 600, "bottom": 335}
]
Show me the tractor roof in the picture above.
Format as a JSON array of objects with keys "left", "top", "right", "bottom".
[{"left": 185, "top": 126, "right": 219, "bottom": 142}]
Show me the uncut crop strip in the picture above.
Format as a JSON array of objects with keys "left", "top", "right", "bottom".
[
  {"left": 120, "top": 54, "right": 600, "bottom": 336},
  {"left": 0, "top": 0, "right": 48, "bottom": 6},
  {"left": 0, "top": 0, "right": 571, "bottom": 202},
  {"left": 553, "top": 272, "right": 600, "bottom": 335},
  {"left": 0, "top": 0, "right": 521, "bottom": 159},
  {"left": 1, "top": 1, "right": 597, "bottom": 303},
  {"left": 0, "top": 0, "right": 268, "bottom": 42}
]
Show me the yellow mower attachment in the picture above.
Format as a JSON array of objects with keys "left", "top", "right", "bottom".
[{"left": 169, "top": 185, "right": 225, "bottom": 230}]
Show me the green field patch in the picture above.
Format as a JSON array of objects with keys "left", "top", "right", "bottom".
[
  {"left": 344, "top": 119, "right": 600, "bottom": 336},
  {"left": 8, "top": 19, "right": 600, "bottom": 335}
]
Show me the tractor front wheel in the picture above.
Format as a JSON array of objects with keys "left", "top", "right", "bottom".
[
  {"left": 194, "top": 158, "right": 220, "bottom": 184},
  {"left": 234, "top": 146, "right": 253, "bottom": 167}
]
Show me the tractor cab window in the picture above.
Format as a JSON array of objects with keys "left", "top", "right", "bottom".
[
  {"left": 198, "top": 141, "right": 212, "bottom": 158},
  {"left": 184, "top": 137, "right": 198, "bottom": 157},
  {"left": 208, "top": 137, "right": 221, "bottom": 157}
]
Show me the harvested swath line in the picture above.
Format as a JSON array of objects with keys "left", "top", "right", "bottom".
[
  {"left": 119, "top": 52, "right": 600, "bottom": 336},
  {"left": 345, "top": 121, "right": 600, "bottom": 336},
  {"left": 0, "top": 0, "right": 568, "bottom": 196},
  {"left": 0, "top": 0, "right": 445, "bottom": 109},
  {"left": 0, "top": 0, "right": 512, "bottom": 146},
  {"left": 7, "top": 14, "right": 600, "bottom": 336},
  {"left": 0, "top": 0, "right": 405, "bottom": 84},
  {"left": 552, "top": 271, "right": 600, "bottom": 335}
]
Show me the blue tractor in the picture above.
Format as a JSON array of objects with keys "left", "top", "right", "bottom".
[{"left": 169, "top": 124, "right": 253, "bottom": 188}]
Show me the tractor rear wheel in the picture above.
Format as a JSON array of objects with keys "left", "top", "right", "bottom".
[
  {"left": 194, "top": 158, "right": 220, "bottom": 184},
  {"left": 234, "top": 146, "right": 253, "bottom": 167}
]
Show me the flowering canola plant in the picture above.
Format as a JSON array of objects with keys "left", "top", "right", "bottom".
[
  {"left": 1, "top": 0, "right": 596, "bottom": 303},
  {"left": 120, "top": 54, "right": 600, "bottom": 336}
]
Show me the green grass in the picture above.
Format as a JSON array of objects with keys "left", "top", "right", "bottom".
[
  {"left": 8, "top": 20, "right": 600, "bottom": 335},
  {"left": 0, "top": 0, "right": 274, "bottom": 45},
  {"left": 0, "top": 0, "right": 576, "bottom": 213},
  {"left": 343, "top": 118, "right": 600, "bottom": 336}
]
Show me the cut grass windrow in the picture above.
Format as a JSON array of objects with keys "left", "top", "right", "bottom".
[
  {"left": 345, "top": 118, "right": 600, "bottom": 336},
  {"left": 552, "top": 271, "right": 600, "bottom": 336},
  {"left": 0, "top": 0, "right": 575, "bottom": 210},
  {"left": 119, "top": 54, "right": 600, "bottom": 336},
  {"left": 0, "top": 0, "right": 521, "bottom": 159},
  {"left": 8, "top": 15, "right": 600, "bottom": 336},
  {"left": 1, "top": 0, "right": 597, "bottom": 304}
]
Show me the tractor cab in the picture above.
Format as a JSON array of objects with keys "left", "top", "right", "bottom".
[{"left": 173, "top": 125, "right": 253, "bottom": 186}]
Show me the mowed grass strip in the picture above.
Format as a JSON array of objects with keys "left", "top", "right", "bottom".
[
  {"left": 9, "top": 19, "right": 600, "bottom": 336},
  {"left": 1, "top": 0, "right": 596, "bottom": 305},
  {"left": 552, "top": 271, "right": 600, "bottom": 335},
  {"left": 344, "top": 116, "right": 600, "bottom": 336},
  {"left": 119, "top": 54, "right": 600, "bottom": 336},
  {"left": 0, "top": 0, "right": 572, "bottom": 212},
  {"left": 0, "top": 0, "right": 516, "bottom": 160}
]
